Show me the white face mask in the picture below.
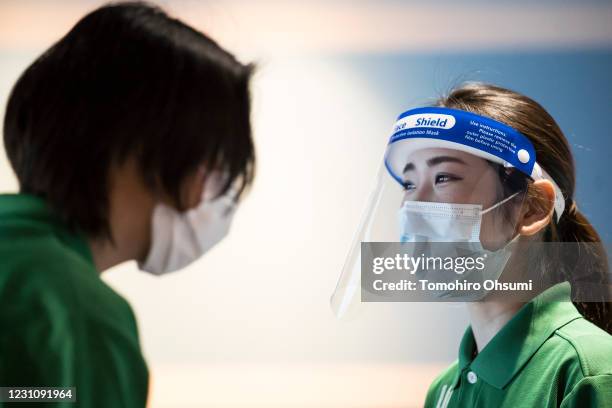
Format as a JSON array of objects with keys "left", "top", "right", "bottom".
[
  {"left": 138, "top": 185, "right": 237, "bottom": 276},
  {"left": 397, "top": 192, "right": 520, "bottom": 300}
]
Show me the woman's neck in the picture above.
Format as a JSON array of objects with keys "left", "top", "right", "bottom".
[{"left": 466, "top": 300, "right": 524, "bottom": 352}]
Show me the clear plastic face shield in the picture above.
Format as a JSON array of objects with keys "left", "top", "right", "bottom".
[{"left": 331, "top": 107, "right": 566, "bottom": 317}]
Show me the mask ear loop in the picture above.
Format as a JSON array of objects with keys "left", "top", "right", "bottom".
[
  {"left": 480, "top": 191, "right": 521, "bottom": 215},
  {"left": 480, "top": 190, "right": 524, "bottom": 250}
]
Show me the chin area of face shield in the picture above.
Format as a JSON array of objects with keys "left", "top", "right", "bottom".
[{"left": 330, "top": 107, "right": 566, "bottom": 317}]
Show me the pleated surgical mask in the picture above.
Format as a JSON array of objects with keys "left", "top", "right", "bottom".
[
  {"left": 398, "top": 192, "right": 520, "bottom": 243},
  {"left": 396, "top": 192, "right": 521, "bottom": 300},
  {"left": 139, "top": 175, "right": 237, "bottom": 276}
]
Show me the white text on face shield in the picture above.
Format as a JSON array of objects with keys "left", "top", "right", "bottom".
[
  {"left": 415, "top": 117, "right": 448, "bottom": 127},
  {"left": 393, "top": 113, "right": 457, "bottom": 132},
  {"left": 372, "top": 254, "right": 486, "bottom": 275}
]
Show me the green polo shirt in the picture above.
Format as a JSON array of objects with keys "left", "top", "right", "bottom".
[
  {"left": 0, "top": 193, "right": 149, "bottom": 407},
  {"left": 424, "top": 281, "right": 612, "bottom": 407}
]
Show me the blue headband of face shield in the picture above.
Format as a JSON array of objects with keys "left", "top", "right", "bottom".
[{"left": 384, "top": 107, "right": 566, "bottom": 221}]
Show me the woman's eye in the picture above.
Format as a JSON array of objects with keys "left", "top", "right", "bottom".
[
  {"left": 402, "top": 181, "right": 415, "bottom": 191},
  {"left": 435, "top": 174, "right": 461, "bottom": 184}
]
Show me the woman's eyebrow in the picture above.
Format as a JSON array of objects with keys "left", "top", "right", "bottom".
[
  {"left": 402, "top": 162, "right": 415, "bottom": 173},
  {"left": 427, "top": 156, "right": 467, "bottom": 167},
  {"left": 403, "top": 156, "right": 467, "bottom": 174}
]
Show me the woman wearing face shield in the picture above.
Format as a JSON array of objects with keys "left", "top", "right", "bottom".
[
  {"left": 332, "top": 83, "right": 611, "bottom": 407},
  {"left": 418, "top": 85, "right": 612, "bottom": 407},
  {"left": 0, "top": 2, "right": 254, "bottom": 406}
]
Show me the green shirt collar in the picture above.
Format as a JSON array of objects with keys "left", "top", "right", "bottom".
[
  {"left": 0, "top": 193, "right": 95, "bottom": 267},
  {"left": 453, "top": 281, "right": 582, "bottom": 390}
]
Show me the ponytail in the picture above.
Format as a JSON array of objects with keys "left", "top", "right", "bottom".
[{"left": 556, "top": 200, "right": 612, "bottom": 334}]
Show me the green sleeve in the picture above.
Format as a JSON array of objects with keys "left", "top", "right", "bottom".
[
  {"left": 0, "top": 288, "right": 148, "bottom": 408},
  {"left": 560, "top": 375, "right": 612, "bottom": 408},
  {"left": 1, "top": 320, "right": 76, "bottom": 408},
  {"left": 1, "top": 317, "right": 148, "bottom": 407}
]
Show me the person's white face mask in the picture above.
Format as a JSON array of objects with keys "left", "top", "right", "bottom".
[
  {"left": 397, "top": 192, "right": 520, "bottom": 300},
  {"left": 138, "top": 177, "right": 237, "bottom": 276},
  {"left": 398, "top": 192, "right": 520, "bottom": 244}
]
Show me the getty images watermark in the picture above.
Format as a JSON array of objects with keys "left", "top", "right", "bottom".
[
  {"left": 371, "top": 252, "right": 532, "bottom": 292},
  {"left": 361, "top": 242, "right": 612, "bottom": 302}
]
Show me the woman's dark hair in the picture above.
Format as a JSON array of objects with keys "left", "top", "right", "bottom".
[
  {"left": 436, "top": 82, "right": 611, "bottom": 334},
  {"left": 3, "top": 1, "right": 255, "bottom": 240}
]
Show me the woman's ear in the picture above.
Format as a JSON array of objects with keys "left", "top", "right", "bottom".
[{"left": 518, "top": 179, "right": 556, "bottom": 236}]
